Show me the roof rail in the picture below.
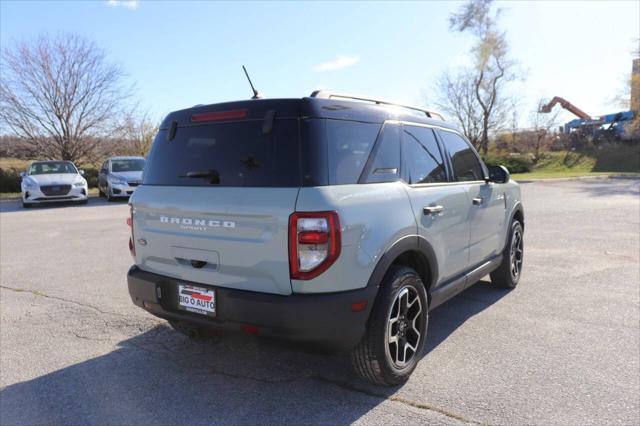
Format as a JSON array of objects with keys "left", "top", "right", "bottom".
[{"left": 310, "top": 90, "right": 444, "bottom": 121}]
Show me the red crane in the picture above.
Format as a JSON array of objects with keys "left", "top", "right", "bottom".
[{"left": 538, "top": 96, "right": 592, "bottom": 120}]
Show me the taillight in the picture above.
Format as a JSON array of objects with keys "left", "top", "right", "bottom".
[
  {"left": 289, "top": 211, "right": 341, "bottom": 280},
  {"left": 127, "top": 204, "right": 135, "bottom": 257}
]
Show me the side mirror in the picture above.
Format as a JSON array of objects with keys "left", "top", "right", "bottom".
[
  {"left": 79, "top": 169, "right": 85, "bottom": 175},
  {"left": 487, "top": 165, "right": 510, "bottom": 184},
  {"left": 19, "top": 171, "right": 26, "bottom": 178}
]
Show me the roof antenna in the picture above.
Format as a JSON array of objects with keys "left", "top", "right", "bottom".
[{"left": 242, "top": 65, "right": 263, "bottom": 99}]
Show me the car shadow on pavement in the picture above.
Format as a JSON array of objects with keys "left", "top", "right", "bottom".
[
  {"left": 0, "top": 281, "right": 508, "bottom": 425},
  {"left": 0, "top": 197, "right": 128, "bottom": 213},
  {"left": 577, "top": 178, "right": 640, "bottom": 198},
  {"left": 427, "top": 280, "right": 510, "bottom": 352}
]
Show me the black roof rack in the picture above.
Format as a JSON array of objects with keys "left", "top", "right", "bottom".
[{"left": 310, "top": 90, "right": 445, "bottom": 121}]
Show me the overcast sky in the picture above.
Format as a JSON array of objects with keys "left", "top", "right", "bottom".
[{"left": 1, "top": 0, "right": 638, "bottom": 127}]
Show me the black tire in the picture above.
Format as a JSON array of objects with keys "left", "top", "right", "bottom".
[
  {"left": 22, "top": 202, "right": 33, "bottom": 209},
  {"left": 351, "top": 265, "right": 428, "bottom": 386},
  {"left": 168, "top": 320, "right": 208, "bottom": 339},
  {"left": 78, "top": 199, "right": 88, "bottom": 205},
  {"left": 106, "top": 186, "right": 114, "bottom": 202},
  {"left": 490, "top": 220, "right": 524, "bottom": 288}
]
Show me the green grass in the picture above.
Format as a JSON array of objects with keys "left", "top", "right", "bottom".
[
  {"left": 532, "top": 152, "right": 595, "bottom": 173},
  {"left": 511, "top": 145, "right": 640, "bottom": 179}
]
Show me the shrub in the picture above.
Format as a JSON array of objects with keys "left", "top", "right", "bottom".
[
  {"left": 81, "top": 167, "right": 99, "bottom": 188},
  {"left": 482, "top": 153, "right": 533, "bottom": 174},
  {"left": 0, "top": 168, "right": 22, "bottom": 192}
]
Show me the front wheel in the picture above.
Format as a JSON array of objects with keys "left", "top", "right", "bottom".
[
  {"left": 490, "top": 220, "right": 524, "bottom": 288},
  {"left": 351, "top": 265, "right": 428, "bottom": 386},
  {"left": 106, "top": 185, "right": 114, "bottom": 202}
]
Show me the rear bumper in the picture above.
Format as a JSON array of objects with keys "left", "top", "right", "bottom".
[{"left": 127, "top": 266, "right": 377, "bottom": 349}]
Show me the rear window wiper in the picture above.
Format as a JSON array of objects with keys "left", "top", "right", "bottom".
[{"left": 179, "top": 169, "right": 220, "bottom": 184}]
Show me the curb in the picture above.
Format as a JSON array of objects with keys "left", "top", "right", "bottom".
[{"left": 515, "top": 175, "right": 640, "bottom": 184}]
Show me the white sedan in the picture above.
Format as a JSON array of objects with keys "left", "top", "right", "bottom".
[{"left": 21, "top": 161, "right": 89, "bottom": 208}]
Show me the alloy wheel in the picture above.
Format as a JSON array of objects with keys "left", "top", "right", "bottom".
[
  {"left": 385, "top": 285, "right": 423, "bottom": 370},
  {"left": 510, "top": 228, "right": 523, "bottom": 280}
]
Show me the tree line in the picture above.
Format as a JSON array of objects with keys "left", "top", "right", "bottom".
[{"left": 0, "top": 33, "right": 156, "bottom": 164}]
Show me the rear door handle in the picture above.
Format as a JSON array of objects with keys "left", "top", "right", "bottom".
[
  {"left": 423, "top": 205, "right": 444, "bottom": 215},
  {"left": 472, "top": 198, "right": 483, "bottom": 206}
]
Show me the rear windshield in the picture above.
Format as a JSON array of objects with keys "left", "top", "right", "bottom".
[{"left": 143, "top": 119, "right": 300, "bottom": 187}]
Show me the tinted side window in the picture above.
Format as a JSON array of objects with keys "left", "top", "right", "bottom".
[
  {"left": 326, "top": 120, "right": 380, "bottom": 185},
  {"left": 362, "top": 123, "right": 401, "bottom": 184},
  {"left": 440, "top": 131, "right": 485, "bottom": 182},
  {"left": 301, "top": 119, "right": 328, "bottom": 186},
  {"left": 402, "top": 125, "right": 447, "bottom": 184}
]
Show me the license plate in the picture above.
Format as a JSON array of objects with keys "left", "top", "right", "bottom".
[
  {"left": 177, "top": 284, "right": 216, "bottom": 317},
  {"left": 52, "top": 186, "right": 60, "bottom": 191}
]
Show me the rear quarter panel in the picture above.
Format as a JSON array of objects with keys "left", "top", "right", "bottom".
[{"left": 292, "top": 181, "right": 416, "bottom": 293}]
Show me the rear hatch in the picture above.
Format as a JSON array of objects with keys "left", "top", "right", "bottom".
[{"left": 131, "top": 102, "right": 301, "bottom": 295}]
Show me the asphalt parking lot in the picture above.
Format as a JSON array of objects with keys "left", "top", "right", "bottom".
[{"left": 1, "top": 178, "right": 639, "bottom": 425}]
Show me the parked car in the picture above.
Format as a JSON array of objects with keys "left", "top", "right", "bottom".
[
  {"left": 20, "top": 160, "right": 88, "bottom": 208},
  {"left": 126, "top": 92, "right": 524, "bottom": 386},
  {"left": 98, "top": 156, "right": 145, "bottom": 201}
]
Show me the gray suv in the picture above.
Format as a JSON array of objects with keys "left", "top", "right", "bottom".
[{"left": 126, "top": 91, "right": 524, "bottom": 386}]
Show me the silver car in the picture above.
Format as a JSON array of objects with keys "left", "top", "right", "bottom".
[
  {"left": 98, "top": 156, "right": 145, "bottom": 201},
  {"left": 21, "top": 161, "right": 88, "bottom": 208}
]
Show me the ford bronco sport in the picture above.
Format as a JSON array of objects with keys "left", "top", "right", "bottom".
[{"left": 127, "top": 91, "right": 524, "bottom": 386}]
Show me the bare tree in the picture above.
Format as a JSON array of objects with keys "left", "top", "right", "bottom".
[
  {"left": 449, "top": 0, "right": 516, "bottom": 154},
  {"left": 433, "top": 67, "right": 510, "bottom": 153},
  {"left": 434, "top": 69, "right": 483, "bottom": 149},
  {"left": 508, "top": 97, "right": 520, "bottom": 149},
  {"left": 0, "top": 33, "right": 131, "bottom": 163},
  {"left": 530, "top": 98, "right": 560, "bottom": 160},
  {"left": 120, "top": 112, "right": 159, "bottom": 156}
]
